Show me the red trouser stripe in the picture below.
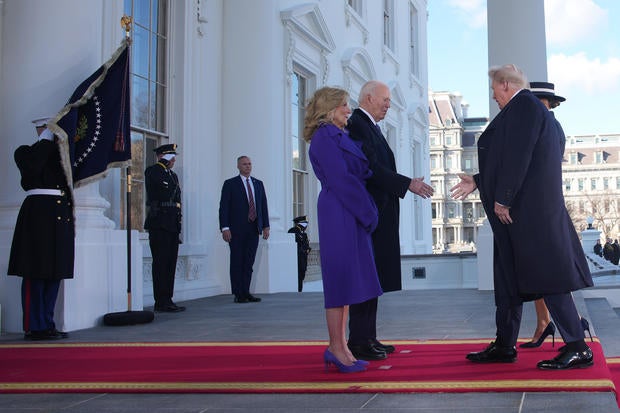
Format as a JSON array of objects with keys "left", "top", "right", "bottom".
[{"left": 23, "top": 278, "right": 31, "bottom": 332}]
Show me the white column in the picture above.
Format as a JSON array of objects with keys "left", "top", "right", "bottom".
[
  {"left": 487, "top": 0, "right": 547, "bottom": 118},
  {"left": 476, "top": 219, "right": 494, "bottom": 290},
  {"left": 219, "top": 0, "right": 296, "bottom": 294},
  {"left": 477, "top": 0, "right": 548, "bottom": 291}
]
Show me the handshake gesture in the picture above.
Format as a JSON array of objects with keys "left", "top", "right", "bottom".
[{"left": 409, "top": 177, "right": 434, "bottom": 198}]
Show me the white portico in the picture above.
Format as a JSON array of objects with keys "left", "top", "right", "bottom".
[{"left": 0, "top": 0, "right": 549, "bottom": 333}]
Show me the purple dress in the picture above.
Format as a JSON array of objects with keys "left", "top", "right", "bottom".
[{"left": 308, "top": 124, "right": 382, "bottom": 308}]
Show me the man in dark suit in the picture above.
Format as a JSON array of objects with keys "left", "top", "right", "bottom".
[
  {"left": 346, "top": 80, "right": 434, "bottom": 360},
  {"left": 145, "top": 144, "right": 185, "bottom": 313},
  {"left": 219, "top": 156, "right": 270, "bottom": 303},
  {"left": 451, "top": 64, "right": 594, "bottom": 369},
  {"left": 8, "top": 117, "right": 74, "bottom": 340}
]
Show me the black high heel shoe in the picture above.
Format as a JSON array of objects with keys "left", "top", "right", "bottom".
[
  {"left": 520, "top": 322, "right": 555, "bottom": 348},
  {"left": 558, "top": 317, "right": 593, "bottom": 352},
  {"left": 581, "top": 317, "right": 593, "bottom": 342}
]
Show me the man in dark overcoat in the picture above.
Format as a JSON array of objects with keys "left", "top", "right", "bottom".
[
  {"left": 451, "top": 64, "right": 594, "bottom": 369},
  {"left": 145, "top": 144, "right": 185, "bottom": 313},
  {"left": 346, "top": 80, "right": 433, "bottom": 360},
  {"left": 219, "top": 156, "right": 270, "bottom": 303},
  {"left": 288, "top": 215, "right": 311, "bottom": 292},
  {"left": 593, "top": 239, "right": 603, "bottom": 257},
  {"left": 612, "top": 240, "right": 620, "bottom": 265},
  {"left": 8, "top": 118, "right": 74, "bottom": 340},
  {"left": 603, "top": 238, "right": 614, "bottom": 262}
]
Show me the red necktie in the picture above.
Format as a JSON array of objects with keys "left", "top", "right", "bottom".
[{"left": 246, "top": 178, "right": 257, "bottom": 222}]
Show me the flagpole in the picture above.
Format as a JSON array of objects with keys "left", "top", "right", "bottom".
[
  {"left": 103, "top": 16, "right": 153, "bottom": 326},
  {"left": 122, "top": 14, "right": 134, "bottom": 311},
  {"left": 126, "top": 166, "right": 132, "bottom": 310}
]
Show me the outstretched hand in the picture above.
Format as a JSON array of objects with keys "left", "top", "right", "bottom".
[
  {"left": 409, "top": 177, "right": 434, "bottom": 198},
  {"left": 450, "top": 174, "right": 476, "bottom": 200}
]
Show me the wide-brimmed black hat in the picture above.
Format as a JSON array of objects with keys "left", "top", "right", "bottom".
[
  {"left": 529, "top": 82, "right": 565, "bottom": 103},
  {"left": 154, "top": 144, "right": 178, "bottom": 155}
]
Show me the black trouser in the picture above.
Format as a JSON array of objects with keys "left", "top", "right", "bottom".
[
  {"left": 149, "top": 229, "right": 180, "bottom": 306},
  {"left": 229, "top": 221, "right": 259, "bottom": 298},
  {"left": 348, "top": 296, "right": 378, "bottom": 345},
  {"left": 496, "top": 292, "right": 586, "bottom": 350},
  {"left": 297, "top": 251, "right": 307, "bottom": 292}
]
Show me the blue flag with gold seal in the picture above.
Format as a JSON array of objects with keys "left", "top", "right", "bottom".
[{"left": 48, "top": 39, "right": 131, "bottom": 188}]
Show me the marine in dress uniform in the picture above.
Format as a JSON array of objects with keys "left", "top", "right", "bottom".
[
  {"left": 144, "top": 144, "right": 185, "bottom": 312},
  {"left": 8, "top": 118, "right": 74, "bottom": 340},
  {"left": 287, "top": 216, "right": 311, "bottom": 292}
]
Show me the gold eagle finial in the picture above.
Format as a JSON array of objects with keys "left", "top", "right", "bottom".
[{"left": 120, "top": 15, "right": 132, "bottom": 36}]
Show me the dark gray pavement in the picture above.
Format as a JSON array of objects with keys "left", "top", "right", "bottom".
[{"left": 1, "top": 289, "right": 619, "bottom": 412}]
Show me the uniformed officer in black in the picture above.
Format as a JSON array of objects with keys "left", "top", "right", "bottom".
[
  {"left": 287, "top": 216, "right": 311, "bottom": 292},
  {"left": 8, "top": 117, "right": 74, "bottom": 340},
  {"left": 145, "top": 144, "right": 185, "bottom": 312}
]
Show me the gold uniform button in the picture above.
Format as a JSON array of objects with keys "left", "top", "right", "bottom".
[
  {"left": 57, "top": 216, "right": 61, "bottom": 220},
  {"left": 56, "top": 200, "right": 61, "bottom": 204}
]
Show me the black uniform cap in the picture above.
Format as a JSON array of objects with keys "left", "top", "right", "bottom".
[
  {"left": 293, "top": 215, "right": 307, "bottom": 224},
  {"left": 154, "top": 144, "right": 178, "bottom": 155}
]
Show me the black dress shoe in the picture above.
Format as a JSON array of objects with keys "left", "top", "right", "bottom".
[
  {"left": 466, "top": 341, "right": 517, "bottom": 363},
  {"left": 155, "top": 304, "right": 186, "bottom": 312},
  {"left": 348, "top": 343, "right": 387, "bottom": 361},
  {"left": 24, "top": 331, "right": 51, "bottom": 341},
  {"left": 234, "top": 296, "right": 249, "bottom": 303},
  {"left": 372, "top": 339, "right": 395, "bottom": 354},
  {"left": 537, "top": 347, "right": 593, "bottom": 370},
  {"left": 47, "top": 328, "right": 69, "bottom": 339},
  {"left": 247, "top": 295, "right": 262, "bottom": 302}
]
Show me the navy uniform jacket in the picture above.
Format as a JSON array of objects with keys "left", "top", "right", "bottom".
[
  {"left": 347, "top": 108, "right": 410, "bottom": 292},
  {"left": 144, "top": 162, "right": 182, "bottom": 234},
  {"left": 473, "top": 89, "right": 592, "bottom": 306},
  {"left": 288, "top": 224, "right": 310, "bottom": 255},
  {"left": 219, "top": 176, "right": 269, "bottom": 234},
  {"left": 8, "top": 139, "right": 75, "bottom": 280}
]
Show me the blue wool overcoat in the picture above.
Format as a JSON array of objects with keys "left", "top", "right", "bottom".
[{"left": 474, "top": 89, "right": 593, "bottom": 307}]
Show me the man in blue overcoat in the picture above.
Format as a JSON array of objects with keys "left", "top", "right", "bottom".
[{"left": 451, "top": 64, "right": 594, "bottom": 370}]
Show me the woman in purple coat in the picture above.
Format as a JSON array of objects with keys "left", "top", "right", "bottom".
[{"left": 304, "top": 87, "right": 382, "bottom": 373}]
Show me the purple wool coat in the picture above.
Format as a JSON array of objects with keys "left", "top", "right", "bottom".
[{"left": 308, "top": 124, "right": 383, "bottom": 308}]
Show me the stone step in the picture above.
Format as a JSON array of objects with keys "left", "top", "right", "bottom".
[{"left": 585, "top": 296, "right": 620, "bottom": 356}]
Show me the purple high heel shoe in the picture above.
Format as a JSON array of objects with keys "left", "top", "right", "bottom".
[{"left": 323, "top": 349, "right": 366, "bottom": 373}]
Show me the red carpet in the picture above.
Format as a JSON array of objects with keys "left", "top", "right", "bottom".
[
  {"left": 607, "top": 357, "right": 620, "bottom": 408},
  {"left": 0, "top": 339, "right": 614, "bottom": 393}
]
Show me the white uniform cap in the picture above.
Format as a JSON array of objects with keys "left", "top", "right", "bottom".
[{"left": 31, "top": 117, "right": 52, "bottom": 128}]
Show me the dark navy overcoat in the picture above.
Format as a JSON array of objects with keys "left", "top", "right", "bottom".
[
  {"left": 347, "top": 109, "right": 410, "bottom": 292},
  {"left": 474, "top": 89, "right": 592, "bottom": 307},
  {"left": 8, "top": 139, "right": 74, "bottom": 280}
]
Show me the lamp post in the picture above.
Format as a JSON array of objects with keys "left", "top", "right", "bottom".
[{"left": 581, "top": 216, "right": 601, "bottom": 258}]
